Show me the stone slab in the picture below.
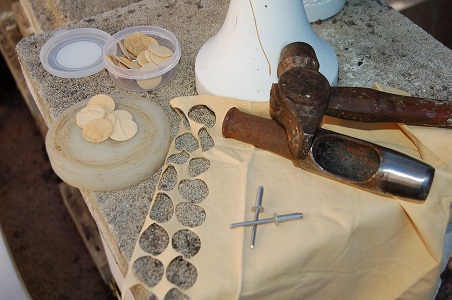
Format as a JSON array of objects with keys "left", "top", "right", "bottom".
[
  {"left": 16, "top": 0, "right": 452, "bottom": 286},
  {"left": 20, "top": 0, "right": 141, "bottom": 34}
]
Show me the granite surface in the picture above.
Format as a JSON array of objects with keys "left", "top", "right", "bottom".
[
  {"left": 16, "top": 0, "right": 452, "bottom": 285},
  {"left": 17, "top": 0, "right": 230, "bottom": 276},
  {"left": 20, "top": 0, "right": 141, "bottom": 33}
]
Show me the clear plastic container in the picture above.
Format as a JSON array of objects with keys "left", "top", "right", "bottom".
[{"left": 103, "top": 26, "right": 181, "bottom": 92}]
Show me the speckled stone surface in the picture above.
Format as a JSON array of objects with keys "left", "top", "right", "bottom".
[
  {"left": 16, "top": 0, "right": 452, "bottom": 282},
  {"left": 17, "top": 0, "right": 229, "bottom": 276},
  {"left": 21, "top": 0, "right": 141, "bottom": 33}
]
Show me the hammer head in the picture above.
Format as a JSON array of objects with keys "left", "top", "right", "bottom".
[
  {"left": 270, "top": 42, "right": 331, "bottom": 160},
  {"left": 277, "top": 42, "right": 321, "bottom": 77}
]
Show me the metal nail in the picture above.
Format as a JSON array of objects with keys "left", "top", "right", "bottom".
[
  {"left": 250, "top": 186, "right": 264, "bottom": 249},
  {"left": 230, "top": 212, "right": 303, "bottom": 228}
]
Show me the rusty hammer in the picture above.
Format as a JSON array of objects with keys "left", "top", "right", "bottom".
[
  {"left": 271, "top": 42, "right": 451, "bottom": 160},
  {"left": 277, "top": 43, "right": 452, "bottom": 127},
  {"left": 222, "top": 42, "right": 438, "bottom": 201}
]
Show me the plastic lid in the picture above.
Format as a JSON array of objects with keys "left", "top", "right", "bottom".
[{"left": 40, "top": 28, "right": 111, "bottom": 78}]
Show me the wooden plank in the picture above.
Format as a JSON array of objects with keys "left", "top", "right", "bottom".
[
  {"left": 58, "top": 183, "right": 114, "bottom": 287},
  {"left": 384, "top": 0, "right": 429, "bottom": 11},
  {"left": 0, "top": 0, "right": 17, "bottom": 12},
  {"left": 12, "top": 2, "right": 33, "bottom": 38},
  {"left": 0, "top": 5, "right": 46, "bottom": 135},
  {"left": 17, "top": 0, "right": 42, "bottom": 34}
]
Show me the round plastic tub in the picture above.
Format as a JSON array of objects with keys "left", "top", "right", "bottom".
[{"left": 103, "top": 26, "right": 181, "bottom": 92}]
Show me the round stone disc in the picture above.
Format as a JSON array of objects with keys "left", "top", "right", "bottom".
[{"left": 46, "top": 94, "right": 171, "bottom": 191}]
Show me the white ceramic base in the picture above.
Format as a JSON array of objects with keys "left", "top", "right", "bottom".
[
  {"left": 195, "top": 0, "right": 338, "bottom": 102},
  {"left": 304, "top": 0, "right": 346, "bottom": 23}
]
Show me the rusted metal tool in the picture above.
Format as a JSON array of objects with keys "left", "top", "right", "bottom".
[
  {"left": 276, "top": 42, "right": 452, "bottom": 129},
  {"left": 222, "top": 42, "right": 442, "bottom": 201},
  {"left": 270, "top": 42, "right": 331, "bottom": 160},
  {"left": 222, "top": 107, "right": 434, "bottom": 200}
]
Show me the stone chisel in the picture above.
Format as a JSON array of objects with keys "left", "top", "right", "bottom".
[{"left": 222, "top": 107, "right": 434, "bottom": 201}]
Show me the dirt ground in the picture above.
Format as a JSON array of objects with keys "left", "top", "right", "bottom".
[{"left": 0, "top": 56, "right": 115, "bottom": 299}]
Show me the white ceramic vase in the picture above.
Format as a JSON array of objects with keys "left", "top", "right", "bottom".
[{"left": 195, "top": 0, "right": 338, "bottom": 101}]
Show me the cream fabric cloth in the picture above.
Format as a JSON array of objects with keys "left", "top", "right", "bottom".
[{"left": 123, "top": 93, "right": 452, "bottom": 300}]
